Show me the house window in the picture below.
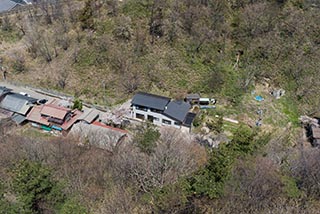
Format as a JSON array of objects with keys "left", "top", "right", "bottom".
[
  {"left": 162, "top": 119, "right": 171, "bottom": 125},
  {"left": 174, "top": 121, "right": 181, "bottom": 126},
  {"left": 136, "top": 113, "right": 145, "bottom": 120},
  {"left": 150, "top": 108, "right": 162, "bottom": 113},
  {"left": 136, "top": 105, "right": 148, "bottom": 111},
  {"left": 149, "top": 115, "right": 159, "bottom": 122}
]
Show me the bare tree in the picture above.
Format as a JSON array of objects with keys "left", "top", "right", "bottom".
[{"left": 112, "top": 128, "right": 206, "bottom": 192}]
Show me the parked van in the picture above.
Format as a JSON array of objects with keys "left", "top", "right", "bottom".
[{"left": 199, "top": 98, "right": 216, "bottom": 105}]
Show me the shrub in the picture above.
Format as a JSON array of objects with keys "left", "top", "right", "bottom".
[{"left": 72, "top": 99, "right": 83, "bottom": 111}]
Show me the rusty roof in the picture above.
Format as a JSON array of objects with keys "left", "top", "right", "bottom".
[
  {"left": 40, "top": 104, "right": 71, "bottom": 120},
  {"left": 27, "top": 105, "right": 82, "bottom": 131},
  {"left": 26, "top": 105, "right": 50, "bottom": 126},
  {"left": 61, "top": 110, "right": 82, "bottom": 130}
]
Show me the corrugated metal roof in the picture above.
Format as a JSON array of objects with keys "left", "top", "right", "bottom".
[
  {"left": 0, "top": 0, "right": 20, "bottom": 13},
  {"left": 132, "top": 92, "right": 170, "bottom": 111},
  {"left": 0, "top": 94, "right": 33, "bottom": 115},
  {"left": 11, "top": 113, "right": 26, "bottom": 125},
  {"left": 9, "top": 93, "right": 37, "bottom": 104},
  {"left": 26, "top": 105, "right": 50, "bottom": 126},
  {"left": 60, "top": 110, "right": 82, "bottom": 130},
  {"left": 77, "top": 109, "right": 99, "bottom": 123},
  {"left": 164, "top": 100, "right": 191, "bottom": 122},
  {"left": 40, "top": 104, "right": 70, "bottom": 120}
]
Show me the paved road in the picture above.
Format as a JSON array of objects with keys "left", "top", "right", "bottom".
[
  {"left": 0, "top": 81, "right": 58, "bottom": 102},
  {"left": 0, "top": 80, "right": 104, "bottom": 113}
]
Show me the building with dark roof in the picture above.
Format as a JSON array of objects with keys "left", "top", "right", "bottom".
[
  {"left": 164, "top": 100, "right": 191, "bottom": 123},
  {"left": 0, "top": 92, "right": 37, "bottom": 116},
  {"left": 131, "top": 92, "right": 171, "bottom": 111},
  {"left": 131, "top": 92, "right": 196, "bottom": 132}
]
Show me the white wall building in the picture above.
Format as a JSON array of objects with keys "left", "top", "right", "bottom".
[{"left": 131, "top": 92, "right": 196, "bottom": 132}]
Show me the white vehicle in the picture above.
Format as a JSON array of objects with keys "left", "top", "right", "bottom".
[
  {"left": 199, "top": 98, "right": 216, "bottom": 105},
  {"left": 19, "top": 92, "right": 30, "bottom": 97}
]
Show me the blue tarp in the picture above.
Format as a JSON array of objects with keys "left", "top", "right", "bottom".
[
  {"left": 51, "top": 125, "right": 63, "bottom": 131},
  {"left": 255, "top": 96, "right": 264, "bottom": 102}
]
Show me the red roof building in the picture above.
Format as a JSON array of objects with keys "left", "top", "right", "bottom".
[
  {"left": 26, "top": 101, "right": 83, "bottom": 131},
  {"left": 41, "top": 104, "right": 70, "bottom": 120}
]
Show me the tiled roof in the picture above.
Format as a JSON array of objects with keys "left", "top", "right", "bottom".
[{"left": 132, "top": 92, "right": 170, "bottom": 111}]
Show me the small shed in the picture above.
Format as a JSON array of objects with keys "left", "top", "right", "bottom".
[
  {"left": 11, "top": 113, "right": 27, "bottom": 125},
  {"left": 185, "top": 94, "right": 200, "bottom": 104},
  {"left": 311, "top": 126, "right": 320, "bottom": 147}
]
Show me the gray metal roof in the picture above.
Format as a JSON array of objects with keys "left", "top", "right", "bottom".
[
  {"left": 11, "top": 113, "right": 26, "bottom": 124},
  {"left": 77, "top": 109, "right": 99, "bottom": 123},
  {"left": 0, "top": 0, "right": 20, "bottom": 13},
  {"left": 132, "top": 92, "right": 170, "bottom": 111},
  {"left": 10, "top": 93, "right": 37, "bottom": 104},
  {"left": 11, "top": 0, "right": 26, "bottom": 4},
  {"left": 0, "top": 93, "right": 36, "bottom": 115},
  {"left": 0, "top": 86, "right": 12, "bottom": 96},
  {"left": 186, "top": 93, "right": 200, "bottom": 100},
  {"left": 164, "top": 100, "right": 191, "bottom": 122}
]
